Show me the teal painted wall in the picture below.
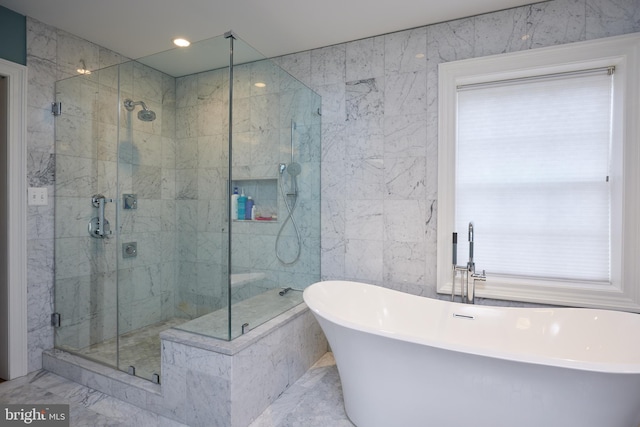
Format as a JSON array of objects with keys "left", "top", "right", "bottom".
[{"left": 0, "top": 5, "right": 26, "bottom": 65}]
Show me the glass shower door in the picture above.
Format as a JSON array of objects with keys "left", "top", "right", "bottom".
[
  {"left": 53, "top": 64, "right": 120, "bottom": 369},
  {"left": 53, "top": 60, "right": 174, "bottom": 382}
]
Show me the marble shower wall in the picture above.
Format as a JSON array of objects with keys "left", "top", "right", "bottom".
[
  {"left": 116, "top": 60, "right": 178, "bottom": 334},
  {"left": 173, "top": 66, "right": 229, "bottom": 319},
  {"left": 275, "top": 0, "right": 640, "bottom": 298}
]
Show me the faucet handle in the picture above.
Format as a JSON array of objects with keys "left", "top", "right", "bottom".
[{"left": 472, "top": 270, "right": 486, "bottom": 281}]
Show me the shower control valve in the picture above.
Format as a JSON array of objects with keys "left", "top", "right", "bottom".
[
  {"left": 123, "top": 194, "right": 137, "bottom": 209},
  {"left": 91, "top": 194, "right": 113, "bottom": 207},
  {"left": 89, "top": 194, "right": 113, "bottom": 238},
  {"left": 123, "top": 242, "right": 137, "bottom": 258}
]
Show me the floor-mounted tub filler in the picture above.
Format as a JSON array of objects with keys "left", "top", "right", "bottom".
[{"left": 303, "top": 280, "right": 640, "bottom": 427}]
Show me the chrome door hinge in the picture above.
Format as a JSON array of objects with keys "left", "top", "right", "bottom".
[
  {"left": 51, "top": 102, "right": 62, "bottom": 116},
  {"left": 51, "top": 313, "right": 61, "bottom": 327}
]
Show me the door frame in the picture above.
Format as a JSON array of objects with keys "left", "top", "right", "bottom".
[{"left": 0, "top": 57, "right": 27, "bottom": 380}]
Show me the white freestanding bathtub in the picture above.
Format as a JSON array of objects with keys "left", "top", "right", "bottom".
[{"left": 303, "top": 280, "right": 640, "bottom": 427}]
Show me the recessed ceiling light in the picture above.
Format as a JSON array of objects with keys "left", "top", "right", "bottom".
[
  {"left": 254, "top": 82, "right": 266, "bottom": 88},
  {"left": 173, "top": 38, "right": 191, "bottom": 47},
  {"left": 76, "top": 59, "right": 91, "bottom": 74},
  {"left": 415, "top": 53, "right": 425, "bottom": 59}
]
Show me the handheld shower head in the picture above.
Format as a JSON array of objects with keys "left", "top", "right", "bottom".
[
  {"left": 279, "top": 163, "right": 287, "bottom": 175},
  {"left": 287, "top": 162, "right": 301, "bottom": 177}
]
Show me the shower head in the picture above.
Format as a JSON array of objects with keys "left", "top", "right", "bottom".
[
  {"left": 287, "top": 162, "right": 302, "bottom": 177},
  {"left": 279, "top": 163, "right": 287, "bottom": 175},
  {"left": 137, "top": 109, "right": 156, "bottom": 122},
  {"left": 123, "top": 99, "right": 156, "bottom": 122}
]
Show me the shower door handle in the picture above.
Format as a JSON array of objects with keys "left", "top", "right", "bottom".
[{"left": 89, "top": 194, "right": 113, "bottom": 238}]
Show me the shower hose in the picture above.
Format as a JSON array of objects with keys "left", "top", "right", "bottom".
[{"left": 276, "top": 168, "right": 302, "bottom": 265}]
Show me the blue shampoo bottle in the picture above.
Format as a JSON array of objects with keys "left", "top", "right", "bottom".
[
  {"left": 231, "top": 187, "right": 239, "bottom": 220},
  {"left": 237, "top": 189, "right": 247, "bottom": 220},
  {"left": 245, "top": 197, "right": 254, "bottom": 220}
]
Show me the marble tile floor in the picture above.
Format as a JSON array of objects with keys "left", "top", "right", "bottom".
[
  {"left": 0, "top": 352, "right": 352, "bottom": 427},
  {"left": 0, "top": 369, "right": 187, "bottom": 426},
  {"left": 249, "top": 352, "right": 355, "bottom": 427},
  {"left": 63, "top": 318, "right": 188, "bottom": 382}
]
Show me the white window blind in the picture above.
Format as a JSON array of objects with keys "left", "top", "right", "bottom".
[{"left": 455, "top": 70, "right": 613, "bottom": 283}]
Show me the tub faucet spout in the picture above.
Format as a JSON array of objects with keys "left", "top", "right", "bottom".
[
  {"left": 469, "top": 270, "right": 486, "bottom": 304},
  {"left": 451, "top": 222, "right": 485, "bottom": 304}
]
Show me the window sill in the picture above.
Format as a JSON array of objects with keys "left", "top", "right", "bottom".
[{"left": 437, "top": 275, "right": 640, "bottom": 312}]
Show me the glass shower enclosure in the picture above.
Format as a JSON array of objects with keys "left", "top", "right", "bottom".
[{"left": 52, "top": 33, "right": 321, "bottom": 382}]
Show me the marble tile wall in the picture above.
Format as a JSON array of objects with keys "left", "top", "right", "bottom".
[
  {"left": 174, "top": 67, "right": 228, "bottom": 319},
  {"left": 23, "top": 0, "right": 640, "bottom": 373},
  {"left": 115, "top": 60, "right": 178, "bottom": 335},
  {"left": 275, "top": 0, "right": 640, "bottom": 299}
]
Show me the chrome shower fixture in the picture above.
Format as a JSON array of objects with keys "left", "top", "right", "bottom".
[
  {"left": 279, "top": 287, "right": 293, "bottom": 296},
  {"left": 287, "top": 162, "right": 301, "bottom": 177},
  {"left": 123, "top": 99, "right": 156, "bottom": 122}
]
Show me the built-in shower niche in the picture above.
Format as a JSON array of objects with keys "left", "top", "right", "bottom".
[{"left": 231, "top": 178, "right": 278, "bottom": 221}]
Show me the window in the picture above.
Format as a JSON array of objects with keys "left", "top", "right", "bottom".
[
  {"left": 437, "top": 33, "right": 640, "bottom": 311},
  {"left": 457, "top": 69, "right": 614, "bottom": 282}
]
